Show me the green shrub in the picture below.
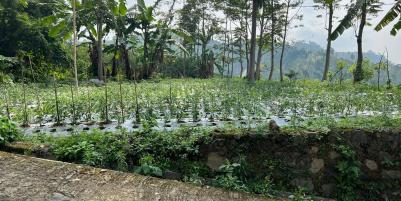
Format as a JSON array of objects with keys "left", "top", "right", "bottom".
[
  {"left": 134, "top": 154, "right": 163, "bottom": 177},
  {"left": 333, "top": 143, "right": 361, "bottom": 201},
  {"left": 52, "top": 130, "right": 132, "bottom": 171},
  {"left": 0, "top": 116, "right": 21, "bottom": 146}
]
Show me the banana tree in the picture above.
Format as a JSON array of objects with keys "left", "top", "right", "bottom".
[
  {"left": 103, "top": 0, "right": 138, "bottom": 79},
  {"left": 330, "top": 0, "right": 382, "bottom": 83},
  {"left": 136, "top": 0, "right": 157, "bottom": 79},
  {"left": 375, "top": 0, "right": 401, "bottom": 35},
  {"left": 197, "top": 17, "right": 220, "bottom": 78},
  {"left": 76, "top": 0, "right": 118, "bottom": 80},
  {"left": 135, "top": 0, "right": 190, "bottom": 79}
]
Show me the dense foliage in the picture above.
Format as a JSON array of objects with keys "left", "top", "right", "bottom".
[
  {"left": 0, "top": 0, "right": 398, "bottom": 83},
  {"left": 0, "top": 116, "right": 21, "bottom": 146},
  {"left": 0, "top": 0, "right": 69, "bottom": 81}
]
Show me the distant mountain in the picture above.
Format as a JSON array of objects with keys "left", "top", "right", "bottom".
[
  {"left": 215, "top": 40, "right": 401, "bottom": 84},
  {"left": 336, "top": 50, "right": 384, "bottom": 64}
]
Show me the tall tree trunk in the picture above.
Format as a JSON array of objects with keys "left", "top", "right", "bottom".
[
  {"left": 111, "top": 36, "right": 119, "bottom": 77},
  {"left": 227, "top": 29, "right": 231, "bottom": 77},
  {"left": 256, "top": 5, "right": 265, "bottom": 80},
  {"left": 72, "top": 0, "right": 78, "bottom": 87},
  {"left": 354, "top": 0, "right": 367, "bottom": 83},
  {"left": 322, "top": 3, "right": 333, "bottom": 81},
  {"left": 248, "top": 0, "right": 258, "bottom": 82},
  {"left": 202, "top": 42, "right": 207, "bottom": 78},
  {"left": 97, "top": 16, "right": 104, "bottom": 81},
  {"left": 201, "top": 9, "right": 209, "bottom": 78},
  {"left": 111, "top": 57, "right": 118, "bottom": 77},
  {"left": 89, "top": 43, "right": 98, "bottom": 77},
  {"left": 124, "top": 47, "right": 132, "bottom": 80},
  {"left": 245, "top": 4, "right": 250, "bottom": 76},
  {"left": 223, "top": 17, "right": 228, "bottom": 77},
  {"left": 279, "top": 0, "right": 290, "bottom": 82},
  {"left": 230, "top": 21, "right": 234, "bottom": 78},
  {"left": 124, "top": 47, "right": 131, "bottom": 79},
  {"left": 385, "top": 48, "right": 391, "bottom": 88},
  {"left": 144, "top": 27, "right": 149, "bottom": 78},
  {"left": 183, "top": 49, "right": 187, "bottom": 77},
  {"left": 196, "top": 27, "right": 199, "bottom": 60},
  {"left": 268, "top": 0, "right": 275, "bottom": 81},
  {"left": 208, "top": 51, "right": 215, "bottom": 78},
  {"left": 239, "top": 35, "right": 244, "bottom": 78}
]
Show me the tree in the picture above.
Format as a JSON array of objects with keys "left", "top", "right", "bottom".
[
  {"left": 198, "top": 8, "right": 220, "bottom": 78},
  {"left": 285, "top": 69, "right": 298, "bottom": 80},
  {"left": 73, "top": 0, "right": 122, "bottom": 80},
  {"left": 134, "top": 0, "right": 192, "bottom": 79},
  {"left": 72, "top": 0, "right": 78, "bottom": 87},
  {"left": 248, "top": 0, "right": 262, "bottom": 82},
  {"left": 348, "top": 59, "right": 374, "bottom": 82},
  {"left": 104, "top": 0, "right": 135, "bottom": 79},
  {"left": 233, "top": 26, "right": 246, "bottom": 78},
  {"left": 178, "top": 0, "right": 220, "bottom": 78},
  {"left": 95, "top": 0, "right": 106, "bottom": 80},
  {"left": 255, "top": 0, "right": 266, "bottom": 80},
  {"left": 136, "top": 0, "right": 155, "bottom": 79},
  {"left": 329, "top": 59, "right": 347, "bottom": 84},
  {"left": 267, "top": 0, "right": 283, "bottom": 81},
  {"left": 278, "top": 0, "right": 302, "bottom": 82},
  {"left": 314, "top": 0, "right": 340, "bottom": 81},
  {"left": 374, "top": 53, "right": 385, "bottom": 90},
  {"left": 42, "top": 0, "right": 82, "bottom": 85},
  {"left": 330, "top": 0, "right": 382, "bottom": 83},
  {"left": 214, "top": 0, "right": 246, "bottom": 78},
  {"left": 0, "top": 0, "right": 69, "bottom": 81},
  {"left": 177, "top": 0, "right": 202, "bottom": 77},
  {"left": 268, "top": 0, "right": 275, "bottom": 80}
]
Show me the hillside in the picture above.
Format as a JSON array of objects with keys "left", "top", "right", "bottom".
[{"left": 221, "top": 41, "right": 401, "bottom": 84}]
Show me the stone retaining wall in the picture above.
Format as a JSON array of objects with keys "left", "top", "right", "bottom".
[{"left": 201, "top": 129, "right": 401, "bottom": 200}]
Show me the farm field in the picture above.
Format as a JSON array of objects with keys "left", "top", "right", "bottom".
[
  {"left": 1, "top": 79, "right": 400, "bottom": 135},
  {"left": 2, "top": 0, "right": 401, "bottom": 200}
]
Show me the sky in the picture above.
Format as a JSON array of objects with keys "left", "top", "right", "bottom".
[{"left": 134, "top": 0, "right": 400, "bottom": 64}]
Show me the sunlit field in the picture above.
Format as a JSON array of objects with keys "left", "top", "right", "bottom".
[{"left": 1, "top": 78, "right": 400, "bottom": 135}]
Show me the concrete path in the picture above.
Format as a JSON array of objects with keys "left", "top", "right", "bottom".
[{"left": 0, "top": 151, "right": 284, "bottom": 201}]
